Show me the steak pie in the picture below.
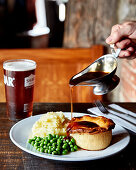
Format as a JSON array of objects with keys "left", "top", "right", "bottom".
[{"left": 67, "top": 115, "right": 115, "bottom": 150}]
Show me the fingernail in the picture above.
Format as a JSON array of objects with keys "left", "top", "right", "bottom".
[{"left": 106, "top": 36, "right": 113, "bottom": 43}]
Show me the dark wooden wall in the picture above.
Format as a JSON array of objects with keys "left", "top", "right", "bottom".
[{"left": 63, "top": 0, "right": 117, "bottom": 48}]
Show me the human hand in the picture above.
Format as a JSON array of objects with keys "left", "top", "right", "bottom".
[{"left": 106, "top": 21, "right": 136, "bottom": 59}]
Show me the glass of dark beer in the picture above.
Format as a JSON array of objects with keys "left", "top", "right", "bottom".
[{"left": 3, "top": 59, "right": 36, "bottom": 121}]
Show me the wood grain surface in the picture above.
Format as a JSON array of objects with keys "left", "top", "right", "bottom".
[
  {"left": 0, "top": 102, "right": 136, "bottom": 170},
  {"left": 0, "top": 46, "right": 104, "bottom": 103},
  {"left": 64, "top": 0, "right": 117, "bottom": 48}
]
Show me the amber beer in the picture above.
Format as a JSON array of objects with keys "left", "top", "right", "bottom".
[{"left": 3, "top": 59, "right": 36, "bottom": 121}]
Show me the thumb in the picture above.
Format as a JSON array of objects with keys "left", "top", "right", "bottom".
[
  {"left": 106, "top": 22, "right": 136, "bottom": 44},
  {"left": 106, "top": 24, "right": 124, "bottom": 44},
  {"left": 106, "top": 31, "right": 121, "bottom": 44}
]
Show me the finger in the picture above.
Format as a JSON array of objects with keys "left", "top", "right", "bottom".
[
  {"left": 119, "top": 54, "right": 136, "bottom": 60},
  {"left": 118, "top": 50, "right": 132, "bottom": 58},
  {"left": 106, "top": 31, "right": 120, "bottom": 44},
  {"left": 106, "top": 24, "right": 122, "bottom": 44},
  {"left": 106, "top": 22, "right": 135, "bottom": 44},
  {"left": 126, "top": 47, "right": 136, "bottom": 59},
  {"left": 127, "top": 46, "right": 135, "bottom": 52},
  {"left": 111, "top": 23, "right": 134, "bottom": 37},
  {"left": 115, "top": 39, "right": 131, "bottom": 49},
  {"left": 125, "top": 52, "right": 136, "bottom": 59}
]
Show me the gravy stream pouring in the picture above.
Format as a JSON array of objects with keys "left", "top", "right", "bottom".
[{"left": 69, "top": 45, "right": 121, "bottom": 118}]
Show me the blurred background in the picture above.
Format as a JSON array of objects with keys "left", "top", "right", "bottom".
[
  {"left": 0, "top": 0, "right": 68, "bottom": 48},
  {"left": 0, "top": 0, "right": 136, "bottom": 102}
]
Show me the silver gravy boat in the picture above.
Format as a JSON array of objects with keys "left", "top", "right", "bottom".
[{"left": 69, "top": 45, "right": 121, "bottom": 95}]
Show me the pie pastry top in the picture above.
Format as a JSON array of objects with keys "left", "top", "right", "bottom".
[{"left": 67, "top": 115, "right": 115, "bottom": 135}]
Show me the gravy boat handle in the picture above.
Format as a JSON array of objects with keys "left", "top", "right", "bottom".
[{"left": 110, "top": 44, "right": 121, "bottom": 58}]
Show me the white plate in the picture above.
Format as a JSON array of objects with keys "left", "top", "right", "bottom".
[{"left": 10, "top": 112, "right": 130, "bottom": 161}]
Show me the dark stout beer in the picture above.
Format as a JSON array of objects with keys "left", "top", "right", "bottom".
[{"left": 3, "top": 59, "right": 36, "bottom": 121}]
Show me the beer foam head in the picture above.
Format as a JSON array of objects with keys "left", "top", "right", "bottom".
[{"left": 3, "top": 59, "right": 36, "bottom": 71}]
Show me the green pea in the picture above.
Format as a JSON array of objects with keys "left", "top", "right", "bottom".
[
  {"left": 48, "top": 134, "right": 53, "bottom": 140},
  {"left": 59, "top": 136, "right": 62, "bottom": 139},
  {"left": 52, "top": 151, "right": 57, "bottom": 155},
  {"left": 44, "top": 149, "right": 48, "bottom": 153},
  {"left": 28, "top": 139, "right": 32, "bottom": 144},
  {"left": 68, "top": 141, "right": 73, "bottom": 145},
  {"left": 40, "top": 140, "right": 44, "bottom": 143},
  {"left": 56, "top": 147, "right": 60, "bottom": 152},
  {"left": 46, "top": 146, "right": 49, "bottom": 149},
  {"left": 62, "top": 149, "right": 68, "bottom": 155},
  {"left": 40, "top": 148, "right": 44, "bottom": 153},
  {"left": 45, "top": 137, "right": 48, "bottom": 140},
  {"left": 48, "top": 149, "right": 52, "bottom": 154},
  {"left": 35, "top": 146, "right": 39, "bottom": 150},
  {"left": 62, "top": 144, "right": 68, "bottom": 149},
  {"left": 37, "top": 148, "right": 40, "bottom": 152},
  {"left": 71, "top": 138, "right": 75, "bottom": 143},
  {"left": 74, "top": 145, "right": 78, "bottom": 151},
  {"left": 57, "top": 139, "right": 62, "bottom": 144},
  {"left": 52, "top": 142, "right": 57, "bottom": 147},
  {"left": 44, "top": 140, "right": 48, "bottom": 145},
  {"left": 51, "top": 147, "right": 55, "bottom": 151},
  {"left": 44, "top": 141, "right": 47, "bottom": 145},
  {"left": 52, "top": 151, "right": 55, "bottom": 155},
  {"left": 52, "top": 134, "right": 56, "bottom": 138},
  {"left": 36, "top": 142, "right": 40, "bottom": 146},
  {"left": 40, "top": 143, "right": 44, "bottom": 147},
  {"left": 33, "top": 136, "right": 37, "bottom": 140},
  {"left": 63, "top": 140, "right": 67, "bottom": 144},
  {"left": 34, "top": 143, "right": 38, "bottom": 147},
  {"left": 71, "top": 148, "right": 75, "bottom": 152},
  {"left": 48, "top": 146, "right": 52, "bottom": 150},
  {"left": 43, "top": 145, "right": 47, "bottom": 149},
  {"left": 53, "top": 138, "right": 57, "bottom": 142},
  {"left": 66, "top": 139, "right": 69, "bottom": 143},
  {"left": 70, "top": 144, "right": 74, "bottom": 148},
  {"left": 31, "top": 141, "right": 35, "bottom": 146},
  {"left": 57, "top": 145, "right": 61, "bottom": 150},
  {"left": 36, "top": 137, "right": 41, "bottom": 142},
  {"left": 50, "top": 139, "right": 54, "bottom": 143},
  {"left": 53, "top": 146, "right": 56, "bottom": 150},
  {"left": 56, "top": 134, "right": 59, "bottom": 139},
  {"left": 47, "top": 143, "right": 51, "bottom": 146},
  {"left": 68, "top": 141, "right": 72, "bottom": 145}
]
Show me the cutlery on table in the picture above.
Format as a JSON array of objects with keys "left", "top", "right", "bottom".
[
  {"left": 87, "top": 100, "right": 136, "bottom": 133},
  {"left": 95, "top": 100, "right": 136, "bottom": 124}
]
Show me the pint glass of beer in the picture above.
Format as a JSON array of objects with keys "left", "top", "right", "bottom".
[{"left": 3, "top": 59, "right": 36, "bottom": 121}]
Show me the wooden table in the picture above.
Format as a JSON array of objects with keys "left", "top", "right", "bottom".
[
  {"left": 0, "top": 46, "right": 103, "bottom": 103},
  {"left": 0, "top": 102, "right": 136, "bottom": 170}
]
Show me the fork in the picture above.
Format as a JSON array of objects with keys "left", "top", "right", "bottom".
[
  {"left": 95, "top": 100, "right": 109, "bottom": 114},
  {"left": 95, "top": 100, "right": 136, "bottom": 124}
]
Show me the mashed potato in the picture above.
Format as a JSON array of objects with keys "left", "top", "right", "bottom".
[{"left": 31, "top": 111, "right": 69, "bottom": 138}]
